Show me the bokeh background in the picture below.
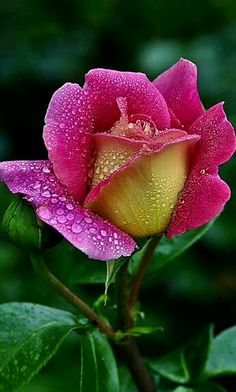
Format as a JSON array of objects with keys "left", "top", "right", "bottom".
[{"left": 0, "top": 0, "right": 236, "bottom": 391}]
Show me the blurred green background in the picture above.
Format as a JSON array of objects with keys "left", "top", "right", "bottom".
[{"left": 0, "top": 0, "right": 236, "bottom": 391}]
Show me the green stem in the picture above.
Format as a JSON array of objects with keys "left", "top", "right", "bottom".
[
  {"left": 31, "top": 253, "right": 115, "bottom": 339},
  {"left": 125, "top": 337, "right": 155, "bottom": 392},
  {"left": 117, "top": 260, "right": 156, "bottom": 392},
  {"left": 127, "top": 235, "right": 162, "bottom": 328}
]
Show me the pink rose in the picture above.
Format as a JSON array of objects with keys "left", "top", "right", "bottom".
[{"left": 0, "top": 59, "right": 235, "bottom": 260}]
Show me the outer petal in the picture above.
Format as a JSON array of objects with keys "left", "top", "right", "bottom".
[
  {"left": 0, "top": 161, "right": 136, "bottom": 260},
  {"left": 153, "top": 58, "right": 204, "bottom": 128},
  {"left": 43, "top": 83, "right": 93, "bottom": 202},
  {"left": 188, "top": 103, "right": 236, "bottom": 167},
  {"left": 168, "top": 103, "right": 236, "bottom": 236},
  {"left": 85, "top": 69, "right": 170, "bottom": 132},
  {"left": 167, "top": 169, "right": 231, "bottom": 236}
]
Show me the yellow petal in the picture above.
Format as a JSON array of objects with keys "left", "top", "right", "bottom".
[
  {"left": 85, "top": 139, "right": 194, "bottom": 237},
  {"left": 91, "top": 134, "right": 141, "bottom": 187}
]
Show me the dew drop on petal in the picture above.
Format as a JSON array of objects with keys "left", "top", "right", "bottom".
[
  {"left": 100, "top": 229, "right": 107, "bottom": 237},
  {"left": 43, "top": 167, "right": 51, "bottom": 174},
  {"left": 84, "top": 217, "right": 93, "bottom": 224},
  {"left": 67, "top": 213, "right": 74, "bottom": 221},
  {"left": 89, "top": 227, "right": 97, "bottom": 234},
  {"left": 38, "top": 206, "right": 51, "bottom": 220},
  {"left": 57, "top": 215, "right": 67, "bottom": 224},
  {"left": 42, "top": 191, "right": 51, "bottom": 198},
  {"left": 66, "top": 203, "right": 74, "bottom": 210},
  {"left": 72, "top": 223, "right": 83, "bottom": 234}
]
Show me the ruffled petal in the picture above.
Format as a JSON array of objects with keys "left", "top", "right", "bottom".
[
  {"left": 168, "top": 103, "right": 236, "bottom": 236},
  {"left": 167, "top": 169, "right": 231, "bottom": 236},
  {"left": 43, "top": 83, "right": 93, "bottom": 202},
  {"left": 188, "top": 102, "right": 236, "bottom": 167},
  {"left": 153, "top": 58, "right": 204, "bottom": 128},
  {"left": 0, "top": 161, "right": 137, "bottom": 260},
  {"left": 85, "top": 69, "right": 170, "bottom": 132}
]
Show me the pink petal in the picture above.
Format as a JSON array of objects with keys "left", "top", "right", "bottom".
[
  {"left": 85, "top": 69, "right": 170, "bottom": 132},
  {"left": 167, "top": 170, "right": 231, "bottom": 236},
  {"left": 0, "top": 161, "right": 137, "bottom": 260},
  {"left": 43, "top": 83, "right": 93, "bottom": 202},
  {"left": 188, "top": 103, "right": 236, "bottom": 167},
  {"left": 168, "top": 103, "right": 236, "bottom": 236},
  {"left": 153, "top": 58, "right": 204, "bottom": 128}
]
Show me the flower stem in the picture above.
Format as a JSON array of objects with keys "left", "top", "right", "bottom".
[
  {"left": 117, "top": 260, "right": 156, "bottom": 392},
  {"left": 125, "top": 337, "right": 155, "bottom": 392},
  {"left": 31, "top": 253, "right": 115, "bottom": 339},
  {"left": 127, "top": 235, "right": 162, "bottom": 328}
]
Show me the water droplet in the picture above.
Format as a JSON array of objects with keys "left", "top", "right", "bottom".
[
  {"left": 72, "top": 223, "right": 82, "bottom": 234},
  {"left": 84, "top": 217, "right": 93, "bottom": 224},
  {"left": 58, "top": 215, "right": 67, "bottom": 224},
  {"left": 59, "top": 123, "right": 65, "bottom": 129},
  {"left": 67, "top": 213, "right": 74, "bottom": 221},
  {"left": 89, "top": 227, "right": 97, "bottom": 234},
  {"left": 50, "top": 218, "right": 57, "bottom": 224},
  {"left": 57, "top": 208, "right": 64, "bottom": 215},
  {"left": 43, "top": 166, "right": 51, "bottom": 174},
  {"left": 100, "top": 229, "right": 107, "bottom": 237},
  {"left": 38, "top": 206, "right": 51, "bottom": 220},
  {"left": 42, "top": 190, "right": 51, "bottom": 198},
  {"left": 66, "top": 203, "right": 74, "bottom": 210},
  {"left": 33, "top": 182, "right": 41, "bottom": 190}
]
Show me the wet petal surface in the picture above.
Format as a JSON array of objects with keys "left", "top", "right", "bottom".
[
  {"left": 44, "top": 83, "right": 93, "bottom": 202},
  {"left": 153, "top": 58, "right": 204, "bottom": 128},
  {"left": 85, "top": 69, "right": 170, "bottom": 132},
  {"left": 85, "top": 136, "right": 199, "bottom": 237},
  {"left": 0, "top": 161, "right": 136, "bottom": 260}
]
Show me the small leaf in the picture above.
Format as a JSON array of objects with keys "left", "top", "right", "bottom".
[
  {"left": 105, "top": 257, "right": 127, "bottom": 298},
  {"left": 174, "top": 383, "right": 226, "bottom": 392},
  {"left": 79, "top": 330, "right": 119, "bottom": 392},
  {"left": 0, "top": 302, "right": 80, "bottom": 391},
  {"left": 119, "top": 364, "right": 138, "bottom": 392},
  {"left": 115, "top": 326, "right": 162, "bottom": 342},
  {"left": 129, "top": 221, "right": 215, "bottom": 277},
  {"left": 205, "top": 325, "right": 236, "bottom": 377},
  {"left": 148, "top": 325, "right": 213, "bottom": 383}
]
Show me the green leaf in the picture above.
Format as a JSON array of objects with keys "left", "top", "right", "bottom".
[
  {"left": 79, "top": 330, "right": 119, "bottom": 392},
  {"left": 0, "top": 302, "right": 80, "bottom": 391},
  {"left": 1, "top": 197, "right": 61, "bottom": 252},
  {"left": 173, "top": 382, "right": 226, "bottom": 392},
  {"left": 148, "top": 325, "right": 213, "bottom": 383},
  {"left": 105, "top": 257, "right": 127, "bottom": 298},
  {"left": 129, "top": 221, "right": 215, "bottom": 277},
  {"left": 115, "top": 326, "right": 162, "bottom": 341},
  {"left": 205, "top": 325, "right": 236, "bottom": 377},
  {"left": 119, "top": 364, "right": 138, "bottom": 392}
]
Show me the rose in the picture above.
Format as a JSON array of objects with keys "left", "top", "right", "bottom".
[{"left": 0, "top": 59, "right": 235, "bottom": 261}]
